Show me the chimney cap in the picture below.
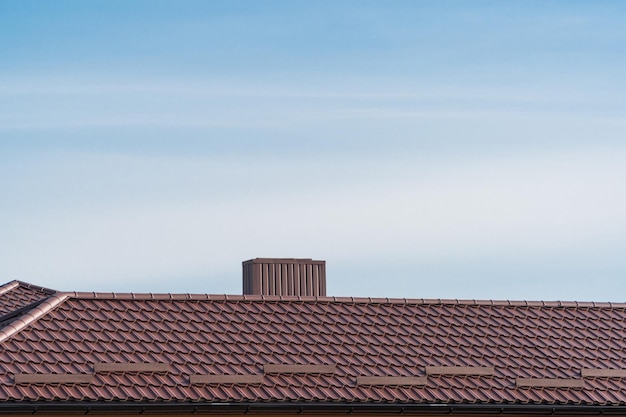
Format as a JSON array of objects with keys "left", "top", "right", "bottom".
[{"left": 243, "top": 258, "right": 324, "bottom": 265}]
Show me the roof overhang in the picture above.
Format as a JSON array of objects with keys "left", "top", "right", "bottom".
[{"left": 1, "top": 402, "right": 625, "bottom": 415}]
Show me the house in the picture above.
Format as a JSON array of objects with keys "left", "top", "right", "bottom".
[{"left": 1, "top": 258, "right": 626, "bottom": 416}]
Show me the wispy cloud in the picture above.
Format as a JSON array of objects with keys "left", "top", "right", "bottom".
[
  {"left": 1, "top": 77, "right": 624, "bottom": 132},
  {"left": 2, "top": 1, "right": 626, "bottom": 301}
]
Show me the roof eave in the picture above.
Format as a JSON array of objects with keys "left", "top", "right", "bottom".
[{"left": 0, "top": 402, "right": 624, "bottom": 415}]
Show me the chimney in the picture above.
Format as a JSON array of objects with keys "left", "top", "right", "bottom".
[{"left": 242, "top": 258, "right": 326, "bottom": 297}]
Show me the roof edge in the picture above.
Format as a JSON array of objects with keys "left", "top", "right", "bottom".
[
  {"left": 58, "top": 291, "right": 626, "bottom": 308},
  {"left": 1, "top": 402, "right": 626, "bottom": 415},
  {"left": 0, "top": 293, "right": 70, "bottom": 343},
  {"left": 2, "top": 280, "right": 622, "bottom": 308}
]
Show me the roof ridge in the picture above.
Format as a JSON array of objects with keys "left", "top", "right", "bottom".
[
  {"left": 0, "top": 281, "right": 20, "bottom": 296},
  {"left": 58, "top": 292, "right": 626, "bottom": 308},
  {"left": 0, "top": 280, "right": 57, "bottom": 296},
  {"left": 0, "top": 292, "right": 70, "bottom": 344},
  {"left": 14, "top": 280, "right": 57, "bottom": 295},
  {"left": 0, "top": 297, "right": 55, "bottom": 326}
]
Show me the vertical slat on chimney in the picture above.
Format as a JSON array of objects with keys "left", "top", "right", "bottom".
[
  {"left": 281, "top": 264, "right": 294, "bottom": 294},
  {"left": 262, "top": 263, "right": 268, "bottom": 294},
  {"left": 302, "top": 263, "right": 309, "bottom": 295},
  {"left": 292, "top": 262, "right": 300, "bottom": 295},
  {"left": 268, "top": 263, "right": 274, "bottom": 295},
  {"left": 311, "top": 267, "right": 322, "bottom": 292}
]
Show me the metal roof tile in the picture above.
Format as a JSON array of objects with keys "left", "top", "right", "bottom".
[
  {"left": 189, "top": 374, "right": 263, "bottom": 384},
  {"left": 14, "top": 373, "right": 93, "bottom": 385},
  {"left": 263, "top": 364, "right": 336, "bottom": 374},
  {"left": 93, "top": 362, "right": 171, "bottom": 373},
  {"left": 5, "top": 281, "right": 626, "bottom": 406},
  {"left": 582, "top": 368, "right": 626, "bottom": 378},
  {"left": 356, "top": 376, "right": 427, "bottom": 386},
  {"left": 425, "top": 366, "right": 495, "bottom": 376},
  {"left": 516, "top": 378, "right": 585, "bottom": 388}
]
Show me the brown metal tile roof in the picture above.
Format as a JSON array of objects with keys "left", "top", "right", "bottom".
[
  {"left": 0, "top": 281, "right": 56, "bottom": 317},
  {"left": 2, "top": 282, "right": 626, "bottom": 408}
]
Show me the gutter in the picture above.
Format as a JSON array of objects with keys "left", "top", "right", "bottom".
[{"left": 0, "top": 402, "right": 625, "bottom": 415}]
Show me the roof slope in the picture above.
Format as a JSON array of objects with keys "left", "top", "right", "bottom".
[
  {"left": 0, "top": 281, "right": 56, "bottom": 317},
  {"left": 1, "top": 282, "right": 626, "bottom": 408}
]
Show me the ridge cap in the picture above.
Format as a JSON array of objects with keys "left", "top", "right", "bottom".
[
  {"left": 16, "top": 280, "right": 59, "bottom": 295},
  {"left": 0, "top": 280, "right": 58, "bottom": 296},
  {"left": 52, "top": 291, "right": 626, "bottom": 308},
  {"left": 0, "top": 292, "right": 70, "bottom": 344},
  {"left": 0, "top": 280, "right": 20, "bottom": 296},
  {"left": 14, "top": 280, "right": 58, "bottom": 295}
]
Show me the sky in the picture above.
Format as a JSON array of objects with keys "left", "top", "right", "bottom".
[{"left": 1, "top": 1, "right": 626, "bottom": 301}]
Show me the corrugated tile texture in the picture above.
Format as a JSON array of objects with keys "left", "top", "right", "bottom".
[
  {"left": 0, "top": 281, "right": 56, "bottom": 317},
  {"left": 1, "top": 285, "right": 626, "bottom": 405}
]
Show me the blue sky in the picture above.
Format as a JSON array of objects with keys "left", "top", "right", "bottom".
[{"left": 2, "top": 1, "right": 626, "bottom": 300}]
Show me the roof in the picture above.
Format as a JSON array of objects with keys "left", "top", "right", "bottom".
[
  {"left": 0, "top": 281, "right": 56, "bottom": 316},
  {"left": 1, "top": 281, "right": 626, "bottom": 414}
]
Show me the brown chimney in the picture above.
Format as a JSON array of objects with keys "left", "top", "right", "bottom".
[{"left": 242, "top": 258, "right": 326, "bottom": 297}]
